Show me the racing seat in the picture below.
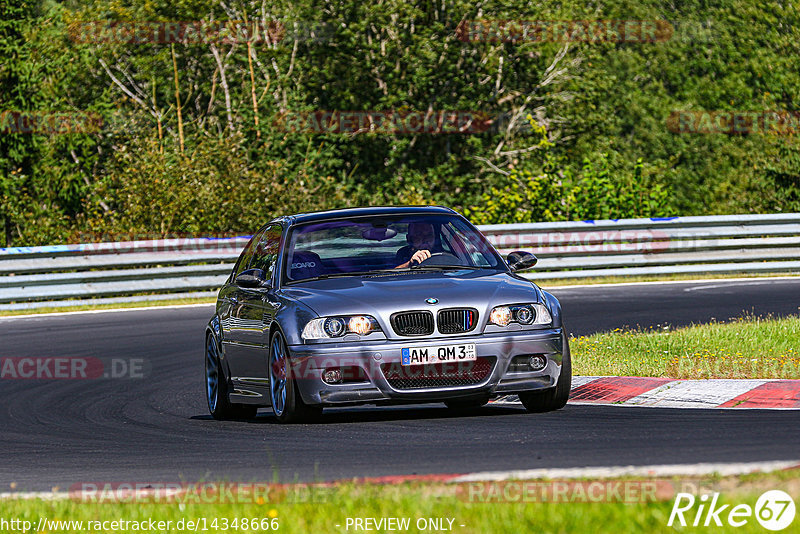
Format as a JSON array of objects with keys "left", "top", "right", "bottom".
[{"left": 289, "top": 251, "right": 325, "bottom": 280}]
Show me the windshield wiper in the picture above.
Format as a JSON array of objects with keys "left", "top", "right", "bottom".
[
  {"left": 288, "top": 266, "right": 491, "bottom": 284},
  {"left": 288, "top": 269, "right": 403, "bottom": 284},
  {"left": 409, "top": 264, "right": 484, "bottom": 271}
]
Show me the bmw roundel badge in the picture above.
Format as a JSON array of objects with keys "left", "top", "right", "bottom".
[{"left": 425, "top": 298, "right": 439, "bottom": 305}]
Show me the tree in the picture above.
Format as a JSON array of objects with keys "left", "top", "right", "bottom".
[{"left": 0, "top": 0, "right": 40, "bottom": 246}]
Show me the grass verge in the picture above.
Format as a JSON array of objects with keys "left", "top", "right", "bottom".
[
  {"left": 536, "top": 272, "right": 800, "bottom": 288},
  {"left": 0, "top": 297, "right": 216, "bottom": 317},
  {"left": 1, "top": 470, "right": 798, "bottom": 533},
  {"left": 572, "top": 314, "right": 800, "bottom": 379}
]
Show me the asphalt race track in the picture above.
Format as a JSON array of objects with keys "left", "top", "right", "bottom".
[{"left": 1, "top": 278, "right": 799, "bottom": 491}]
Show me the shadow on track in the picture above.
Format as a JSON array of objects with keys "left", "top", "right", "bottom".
[{"left": 190, "top": 403, "right": 526, "bottom": 425}]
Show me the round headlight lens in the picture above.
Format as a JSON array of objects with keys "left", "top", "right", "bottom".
[
  {"left": 348, "top": 316, "right": 373, "bottom": 335},
  {"left": 489, "top": 306, "right": 512, "bottom": 326},
  {"left": 515, "top": 306, "right": 534, "bottom": 324},
  {"left": 323, "top": 317, "right": 346, "bottom": 337}
]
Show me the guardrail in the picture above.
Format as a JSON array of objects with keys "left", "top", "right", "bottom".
[{"left": 1, "top": 213, "right": 799, "bottom": 309}]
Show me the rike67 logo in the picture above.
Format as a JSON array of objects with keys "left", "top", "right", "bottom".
[{"left": 669, "top": 490, "right": 796, "bottom": 531}]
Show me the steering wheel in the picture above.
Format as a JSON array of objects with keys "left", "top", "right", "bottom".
[{"left": 412, "top": 252, "right": 463, "bottom": 266}]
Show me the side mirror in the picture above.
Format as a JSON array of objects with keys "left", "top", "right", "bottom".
[
  {"left": 235, "top": 268, "right": 269, "bottom": 288},
  {"left": 506, "top": 251, "right": 538, "bottom": 272}
]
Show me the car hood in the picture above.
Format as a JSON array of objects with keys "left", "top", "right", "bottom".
[{"left": 280, "top": 269, "right": 541, "bottom": 333}]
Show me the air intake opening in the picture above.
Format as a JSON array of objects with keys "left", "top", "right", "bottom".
[{"left": 381, "top": 357, "right": 496, "bottom": 390}]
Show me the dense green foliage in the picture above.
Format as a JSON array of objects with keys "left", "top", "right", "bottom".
[{"left": 1, "top": 0, "right": 799, "bottom": 244}]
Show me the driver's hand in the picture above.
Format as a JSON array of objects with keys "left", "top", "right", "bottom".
[{"left": 410, "top": 250, "right": 431, "bottom": 265}]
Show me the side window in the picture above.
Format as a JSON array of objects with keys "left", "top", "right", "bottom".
[
  {"left": 231, "top": 228, "right": 266, "bottom": 280},
  {"left": 442, "top": 223, "right": 490, "bottom": 267},
  {"left": 249, "top": 225, "right": 282, "bottom": 279}
]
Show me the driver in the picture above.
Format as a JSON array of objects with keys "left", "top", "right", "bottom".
[{"left": 395, "top": 222, "right": 440, "bottom": 268}]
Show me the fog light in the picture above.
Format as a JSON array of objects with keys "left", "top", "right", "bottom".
[
  {"left": 322, "top": 368, "right": 343, "bottom": 384},
  {"left": 528, "top": 355, "right": 547, "bottom": 371}
]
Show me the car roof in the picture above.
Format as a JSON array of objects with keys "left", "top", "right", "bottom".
[{"left": 273, "top": 205, "right": 458, "bottom": 226}]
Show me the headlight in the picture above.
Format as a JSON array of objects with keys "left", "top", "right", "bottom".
[
  {"left": 489, "top": 303, "right": 551, "bottom": 327},
  {"left": 489, "top": 306, "right": 512, "bottom": 326},
  {"left": 326, "top": 318, "right": 347, "bottom": 337},
  {"left": 302, "top": 315, "right": 382, "bottom": 340}
]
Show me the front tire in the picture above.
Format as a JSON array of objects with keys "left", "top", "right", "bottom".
[
  {"left": 519, "top": 332, "right": 572, "bottom": 413},
  {"left": 206, "top": 334, "right": 258, "bottom": 420},
  {"left": 269, "top": 331, "right": 322, "bottom": 423}
]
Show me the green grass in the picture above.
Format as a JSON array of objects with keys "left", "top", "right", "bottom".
[
  {"left": 2, "top": 471, "right": 799, "bottom": 533},
  {"left": 572, "top": 314, "right": 800, "bottom": 379},
  {"left": 536, "top": 272, "right": 800, "bottom": 288},
  {"left": 0, "top": 297, "right": 216, "bottom": 317}
]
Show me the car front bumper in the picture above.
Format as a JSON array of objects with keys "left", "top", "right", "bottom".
[{"left": 288, "top": 328, "right": 565, "bottom": 405}]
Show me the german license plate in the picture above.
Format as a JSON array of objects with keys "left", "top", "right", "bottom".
[{"left": 401, "top": 343, "right": 477, "bottom": 366}]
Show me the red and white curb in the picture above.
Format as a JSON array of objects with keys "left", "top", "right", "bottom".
[
  {"left": 447, "top": 460, "right": 800, "bottom": 482},
  {"left": 492, "top": 376, "right": 800, "bottom": 409},
  {"left": 345, "top": 460, "right": 800, "bottom": 483}
]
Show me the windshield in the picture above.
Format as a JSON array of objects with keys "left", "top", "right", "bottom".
[{"left": 283, "top": 214, "right": 504, "bottom": 283}]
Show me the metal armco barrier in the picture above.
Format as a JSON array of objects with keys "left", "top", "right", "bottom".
[{"left": 1, "top": 214, "right": 799, "bottom": 309}]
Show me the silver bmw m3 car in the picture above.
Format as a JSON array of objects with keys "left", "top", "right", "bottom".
[{"left": 205, "top": 206, "right": 570, "bottom": 423}]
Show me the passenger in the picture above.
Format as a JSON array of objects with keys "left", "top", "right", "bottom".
[{"left": 395, "top": 222, "right": 440, "bottom": 268}]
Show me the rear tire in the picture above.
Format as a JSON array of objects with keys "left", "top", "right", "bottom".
[
  {"left": 206, "top": 334, "right": 258, "bottom": 420},
  {"left": 269, "top": 331, "right": 323, "bottom": 424},
  {"left": 519, "top": 331, "right": 572, "bottom": 413}
]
